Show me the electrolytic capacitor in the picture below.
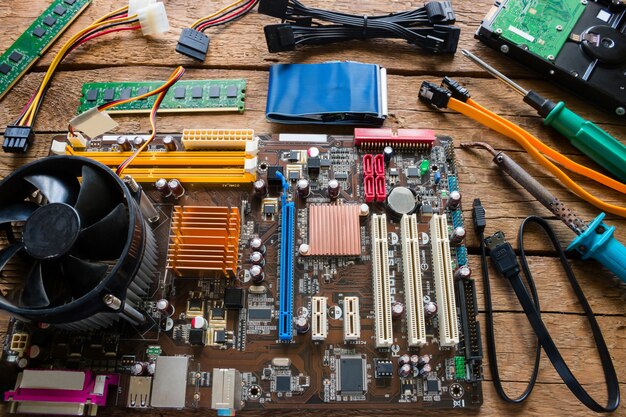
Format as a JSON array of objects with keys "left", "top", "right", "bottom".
[
  {"left": 328, "top": 179, "right": 340, "bottom": 199},
  {"left": 250, "top": 251, "right": 265, "bottom": 266},
  {"left": 250, "top": 237, "right": 266, "bottom": 255},
  {"left": 399, "top": 363, "right": 413, "bottom": 378},
  {"left": 307, "top": 147, "right": 320, "bottom": 158},
  {"left": 447, "top": 190, "right": 462, "bottom": 210},
  {"left": 155, "top": 178, "right": 171, "bottom": 197},
  {"left": 409, "top": 354, "right": 421, "bottom": 368},
  {"left": 392, "top": 301, "right": 405, "bottom": 319},
  {"left": 17, "top": 357, "right": 28, "bottom": 369},
  {"left": 454, "top": 265, "right": 472, "bottom": 281},
  {"left": 297, "top": 179, "right": 311, "bottom": 198},
  {"left": 418, "top": 363, "right": 432, "bottom": 377},
  {"left": 131, "top": 362, "right": 146, "bottom": 375},
  {"left": 417, "top": 355, "right": 430, "bottom": 367},
  {"left": 117, "top": 137, "right": 131, "bottom": 151},
  {"left": 250, "top": 265, "right": 265, "bottom": 284},
  {"left": 168, "top": 179, "right": 185, "bottom": 199},
  {"left": 146, "top": 362, "right": 156, "bottom": 375},
  {"left": 253, "top": 179, "right": 268, "bottom": 197},
  {"left": 434, "top": 171, "right": 441, "bottom": 184},
  {"left": 162, "top": 136, "right": 177, "bottom": 151},
  {"left": 450, "top": 226, "right": 466, "bottom": 245},
  {"left": 133, "top": 137, "right": 144, "bottom": 147},
  {"left": 424, "top": 301, "right": 437, "bottom": 318},
  {"left": 398, "top": 354, "right": 411, "bottom": 367},
  {"left": 295, "top": 316, "right": 310, "bottom": 334},
  {"left": 156, "top": 299, "right": 175, "bottom": 317},
  {"left": 383, "top": 146, "right": 394, "bottom": 164},
  {"left": 192, "top": 316, "right": 208, "bottom": 330},
  {"left": 28, "top": 345, "right": 42, "bottom": 360}
]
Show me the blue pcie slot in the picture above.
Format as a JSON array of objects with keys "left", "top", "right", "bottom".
[
  {"left": 448, "top": 175, "right": 459, "bottom": 192},
  {"left": 456, "top": 245, "right": 468, "bottom": 266},
  {"left": 277, "top": 172, "right": 294, "bottom": 341}
]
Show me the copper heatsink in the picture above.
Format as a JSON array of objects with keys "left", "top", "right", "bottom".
[
  {"left": 167, "top": 206, "right": 240, "bottom": 277},
  {"left": 307, "top": 204, "right": 361, "bottom": 256}
]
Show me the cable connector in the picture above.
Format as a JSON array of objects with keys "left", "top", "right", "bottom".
[
  {"left": 264, "top": 24, "right": 295, "bottom": 52},
  {"left": 425, "top": 1, "right": 456, "bottom": 24},
  {"left": 258, "top": 0, "right": 289, "bottom": 18},
  {"left": 137, "top": 2, "right": 169, "bottom": 36},
  {"left": 484, "top": 231, "right": 520, "bottom": 280},
  {"left": 176, "top": 28, "right": 210, "bottom": 61},
  {"left": 2, "top": 125, "right": 34, "bottom": 153},
  {"left": 69, "top": 107, "right": 119, "bottom": 138},
  {"left": 418, "top": 81, "right": 451, "bottom": 109},
  {"left": 472, "top": 198, "right": 486, "bottom": 233},
  {"left": 442, "top": 76, "right": 471, "bottom": 102},
  {"left": 128, "top": 0, "right": 155, "bottom": 15}
]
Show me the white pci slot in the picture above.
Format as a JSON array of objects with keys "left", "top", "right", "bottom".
[
  {"left": 371, "top": 214, "right": 393, "bottom": 348},
  {"left": 343, "top": 296, "right": 361, "bottom": 341},
  {"left": 401, "top": 214, "right": 427, "bottom": 347},
  {"left": 430, "top": 214, "right": 459, "bottom": 347},
  {"left": 311, "top": 296, "right": 328, "bottom": 341}
]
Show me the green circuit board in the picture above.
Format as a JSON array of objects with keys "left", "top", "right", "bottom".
[
  {"left": 490, "top": 0, "right": 586, "bottom": 59},
  {"left": 0, "top": 0, "right": 92, "bottom": 100},
  {"left": 77, "top": 79, "right": 247, "bottom": 114}
]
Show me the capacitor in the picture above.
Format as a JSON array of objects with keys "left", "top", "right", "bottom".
[
  {"left": 162, "top": 136, "right": 177, "bottom": 151},
  {"left": 307, "top": 147, "right": 320, "bottom": 158},
  {"left": 253, "top": 179, "right": 268, "bottom": 197},
  {"left": 392, "top": 301, "right": 405, "bottom": 319},
  {"left": 297, "top": 179, "right": 310, "bottom": 198},
  {"left": 168, "top": 179, "right": 185, "bottom": 199},
  {"left": 192, "top": 316, "right": 208, "bottom": 330},
  {"left": 250, "top": 265, "right": 265, "bottom": 284},
  {"left": 454, "top": 265, "right": 472, "bottom": 281},
  {"left": 155, "top": 178, "right": 171, "bottom": 197},
  {"left": 447, "top": 190, "right": 462, "bottom": 210},
  {"left": 359, "top": 203, "right": 370, "bottom": 217},
  {"left": 417, "top": 355, "right": 430, "bottom": 367},
  {"left": 28, "top": 345, "right": 42, "bottom": 360},
  {"left": 295, "top": 316, "right": 310, "bottom": 334},
  {"left": 383, "top": 146, "right": 394, "bottom": 164},
  {"left": 147, "top": 362, "right": 156, "bottom": 375},
  {"left": 298, "top": 243, "right": 310, "bottom": 256},
  {"left": 424, "top": 301, "right": 437, "bottom": 318},
  {"left": 156, "top": 299, "right": 175, "bottom": 317},
  {"left": 434, "top": 171, "right": 441, "bottom": 184},
  {"left": 409, "top": 354, "right": 421, "bottom": 368},
  {"left": 398, "top": 354, "right": 411, "bottom": 367},
  {"left": 398, "top": 363, "right": 413, "bottom": 378},
  {"left": 131, "top": 362, "right": 146, "bottom": 375},
  {"left": 250, "top": 237, "right": 266, "bottom": 255},
  {"left": 117, "top": 136, "right": 131, "bottom": 151},
  {"left": 133, "top": 137, "right": 144, "bottom": 147},
  {"left": 250, "top": 251, "right": 265, "bottom": 266},
  {"left": 449, "top": 226, "right": 466, "bottom": 245},
  {"left": 418, "top": 363, "right": 432, "bottom": 377},
  {"left": 327, "top": 179, "right": 340, "bottom": 199}
]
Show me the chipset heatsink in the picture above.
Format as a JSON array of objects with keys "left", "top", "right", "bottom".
[{"left": 306, "top": 204, "right": 361, "bottom": 256}]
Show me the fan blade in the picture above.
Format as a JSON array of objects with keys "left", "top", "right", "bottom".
[
  {"left": 24, "top": 174, "right": 80, "bottom": 205},
  {"left": 0, "top": 243, "right": 24, "bottom": 271},
  {"left": 63, "top": 256, "right": 109, "bottom": 299},
  {"left": 74, "top": 165, "right": 116, "bottom": 227},
  {"left": 74, "top": 203, "right": 128, "bottom": 261},
  {"left": 20, "top": 261, "right": 50, "bottom": 308},
  {"left": 0, "top": 202, "right": 39, "bottom": 224}
]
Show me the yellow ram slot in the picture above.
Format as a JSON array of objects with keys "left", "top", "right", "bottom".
[
  {"left": 66, "top": 150, "right": 251, "bottom": 166},
  {"left": 113, "top": 168, "right": 255, "bottom": 183}
]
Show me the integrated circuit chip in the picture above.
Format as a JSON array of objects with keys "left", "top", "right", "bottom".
[
  {"left": 275, "top": 375, "right": 291, "bottom": 393},
  {"left": 248, "top": 308, "right": 272, "bottom": 321},
  {"left": 337, "top": 356, "right": 366, "bottom": 394}
]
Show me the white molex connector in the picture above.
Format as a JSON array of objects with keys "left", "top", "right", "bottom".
[
  {"left": 311, "top": 296, "right": 328, "bottom": 341},
  {"left": 401, "top": 214, "right": 427, "bottom": 347},
  {"left": 128, "top": 0, "right": 155, "bottom": 15},
  {"left": 430, "top": 214, "right": 459, "bottom": 347},
  {"left": 343, "top": 296, "right": 360, "bottom": 341},
  {"left": 136, "top": 2, "right": 169, "bottom": 36},
  {"left": 371, "top": 213, "right": 393, "bottom": 348}
]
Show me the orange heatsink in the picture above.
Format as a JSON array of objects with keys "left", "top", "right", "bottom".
[{"left": 167, "top": 206, "right": 240, "bottom": 277}]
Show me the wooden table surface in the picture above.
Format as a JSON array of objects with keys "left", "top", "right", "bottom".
[{"left": 0, "top": 1, "right": 624, "bottom": 416}]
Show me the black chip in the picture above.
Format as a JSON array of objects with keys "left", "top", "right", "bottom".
[
  {"left": 267, "top": 166, "right": 284, "bottom": 187},
  {"left": 43, "top": 16, "right": 57, "bottom": 26},
  {"left": 191, "top": 86, "right": 203, "bottom": 99},
  {"left": 406, "top": 167, "right": 419, "bottom": 177},
  {"left": 334, "top": 172, "right": 348, "bottom": 180},
  {"left": 320, "top": 159, "right": 331, "bottom": 168},
  {"left": 120, "top": 88, "right": 132, "bottom": 100},
  {"left": 9, "top": 52, "right": 23, "bottom": 63},
  {"left": 339, "top": 357, "right": 365, "bottom": 393},
  {"left": 224, "top": 288, "right": 244, "bottom": 309},
  {"left": 248, "top": 308, "right": 272, "bottom": 321},
  {"left": 208, "top": 86, "right": 220, "bottom": 98},
  {"left": 275, "top": 376, "right": 291, "bottom": 393},
  {"left": 85, "top": 89, "right": 98, "bottom": 101},
  {"left": 137, "top": 87, "right": 149, "bottom": 99},
  {"left": 263, "top": 204, "right": 276, "bottom": 215},
  {"left": 214, "top": 330, "right": 226, "bottom": 344},
  {"left": 307, "top": 157, "right": 320, "bottom": 172},
  {"left": 103, "top": 88, "right": 115, "bottom": 101},
  {"left": 187, "top": 298, "right": 203, "bottom": 311},
  {"left": 0, "top": 63, "right": 11, "bottom": 75},
  {"left": 188, "top": 329, "right": 205, "bottom": 346},
  {"left": 53, "top": 5, "right": 67, "bottom": 15},
  {"left": 426, "top": 378, "right": 441, "bottom": 394},
  {"left": 211, "top": 307, "right": 225, "bottom": 319},
  {"left": 32, "top": 27, "right": 47, "bottom": 38},
  {"left": 288, "top": 151, "right": 299, "bottom": 162},
  {"left": 288, "top": 171, "right": 299, "bottom": 181},
  {"left": 63, "top": 0, "right": 77, "bottom": 5},
  {"left": 174, "top": 87, "right": 186, "bottom": 99},
  {"left": 225, "top": 85, "right": 237, "bottom": 97},
  {"left": 374, "top": 360, "right": 393, "bottom": 378}
]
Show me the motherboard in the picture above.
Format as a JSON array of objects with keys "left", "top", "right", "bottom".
[{"left": 0, "top": 129, "right": 482, "bottom": 415}]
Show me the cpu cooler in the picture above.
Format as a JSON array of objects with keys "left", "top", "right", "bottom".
[{"left": 0, "top": 156, "right": 157, "bottom": 330}]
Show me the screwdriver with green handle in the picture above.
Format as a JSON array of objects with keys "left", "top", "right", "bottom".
[{"left": 461, "top": 49, "right": 626, "bottom": 183}]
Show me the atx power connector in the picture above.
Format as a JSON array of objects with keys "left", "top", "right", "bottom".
[
  {"left": 264, "top": 24, "right": 296, "bottom": 53},
  {"left": 136, "top": 1, "right": 169, "bottom": 36},
  {"left": 2, "top": 126, "right": 34, "bottom": 153}
]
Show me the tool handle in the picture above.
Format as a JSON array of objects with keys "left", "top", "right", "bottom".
[
  {"left": 567, "top": 213, "right": 626, "bottom": 283},
  {"left": 545, "top": 102, "right": 626, "bottom": 183}
]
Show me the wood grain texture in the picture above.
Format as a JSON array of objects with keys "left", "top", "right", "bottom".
[{"left": 0, "top": 0, "right": 625, "bottom": 416}]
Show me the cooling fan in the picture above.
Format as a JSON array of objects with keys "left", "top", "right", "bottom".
[{"left": 0, "top": 156, "right": 157, "bottom": 330}]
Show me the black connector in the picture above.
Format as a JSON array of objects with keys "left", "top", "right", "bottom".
[
  {"left": 264, "top": 24, "right": 295, "bottom": 52},
  {"left": 418, "top": 81, "right": 451, "bottom": 109},
  {"left": 176, "top": 28, "right": 210, "bottom": 62},
  {"left": 2, "top": 126, "right": 34, "bottom": 153},
  {"left": 442, "top": 76, "right": 471, "bottom": 102},
  {"left": 472, "top": 198, "right": 486, "bottom": 233},
  {"left": 484, "top": 231, "right": 520, "bottom": 280},
  {"left": 258, "top": 0, "right": 288, "bottom": 18},
  {"left": 425, "top": 1, "right": 456, "bottom": 24}
]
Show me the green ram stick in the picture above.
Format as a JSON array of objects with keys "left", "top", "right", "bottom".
[
  {"left": 0, "top": 0, "right": 92, "bottom": 100},
  {"left": 77, "top": 79, "right": 247, "bottom": 114},
  {"left": 489, "top": 0, "right": 586, "bottom": 60}
]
